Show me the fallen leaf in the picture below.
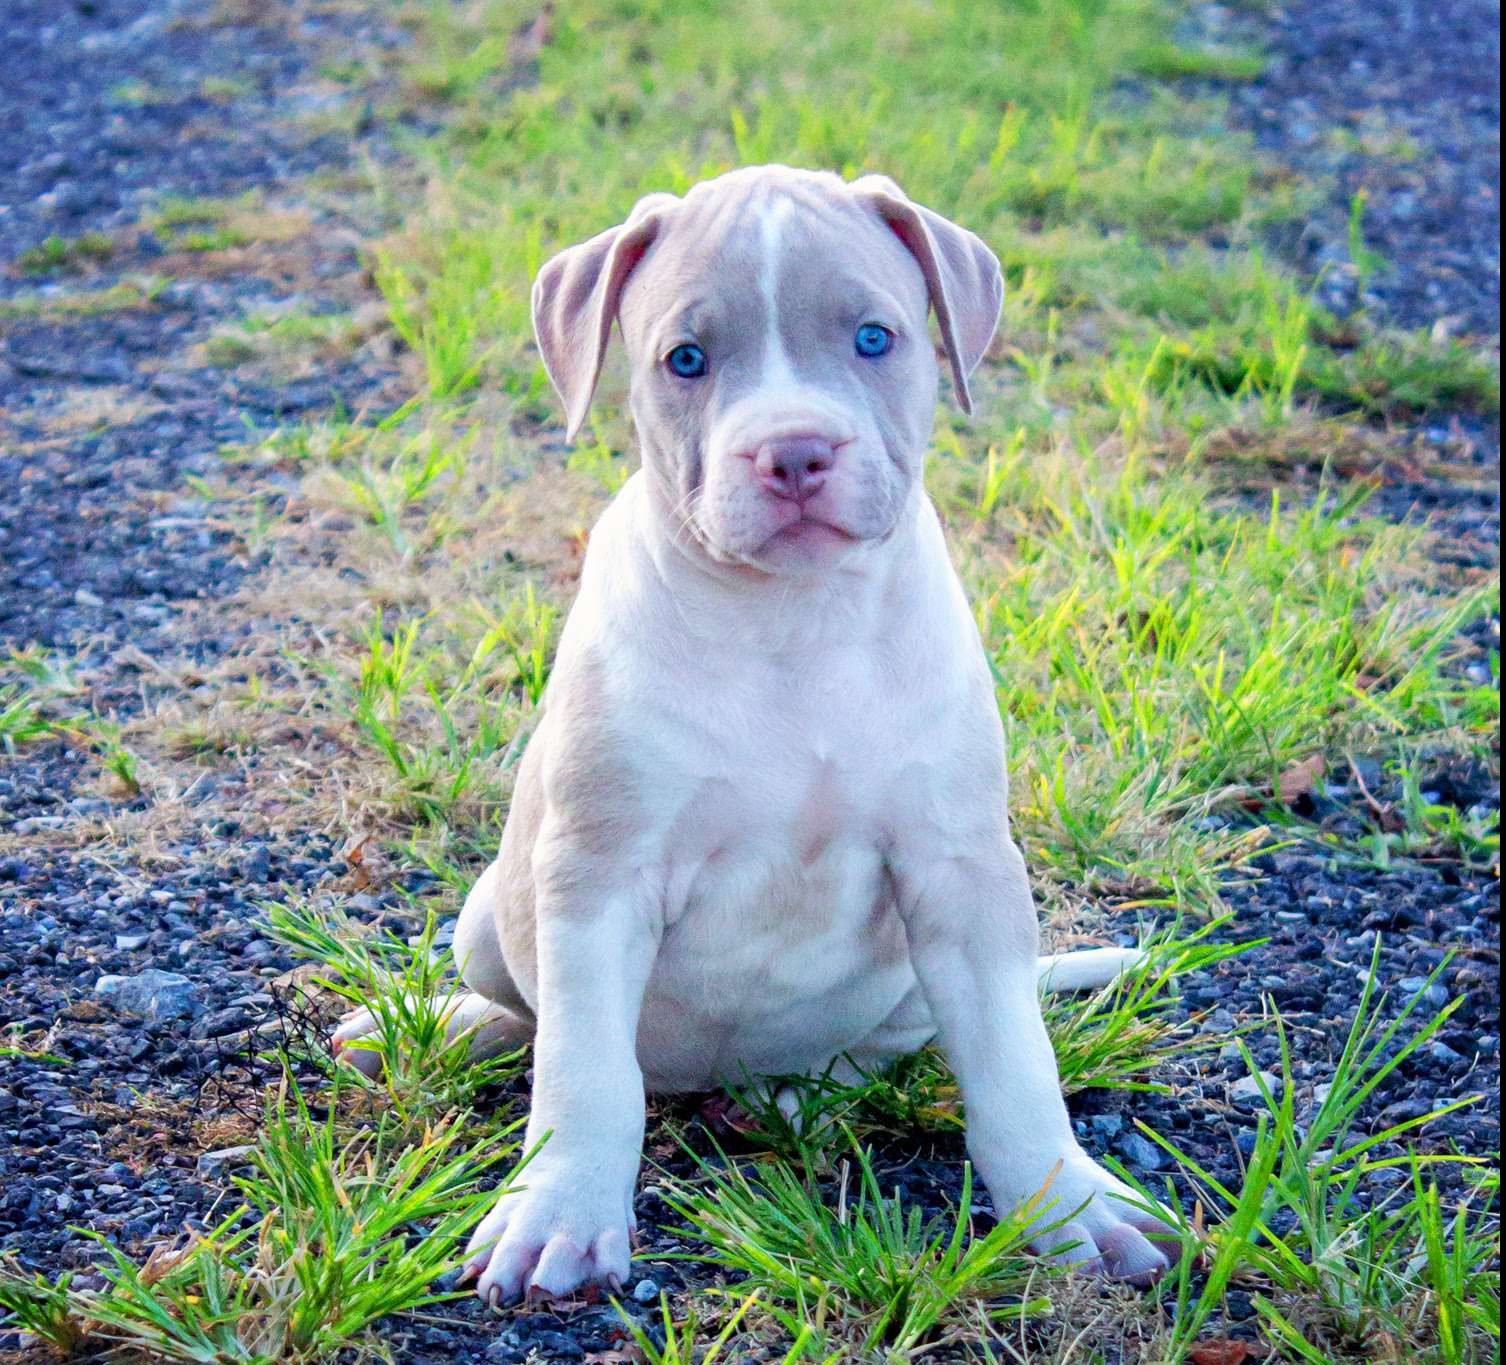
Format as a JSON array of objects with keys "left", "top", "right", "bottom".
[
  {"left": 696, "top": 1092, "right": 761, "bottom": 1137},
  {"left": 1189, "top": 1340, "right": 1264, "bottom": 1365},
  {"left": 1277, "top": 753, "right": 1325, "bottom": 804}
]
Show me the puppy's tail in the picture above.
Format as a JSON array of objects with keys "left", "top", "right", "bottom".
[{"left": 1037, "top": 946, "right": 1145, "bottom": 993}]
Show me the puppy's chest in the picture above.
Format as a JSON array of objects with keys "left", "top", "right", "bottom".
[
  {"left": 652, "top": 755, "right": 901, "bottom": 1020},
  {"left": 625, "top": 622, "right": 974, "bottom": 920},
  {"left": 651, "top": 686, "right": 929, "bottom": 930}
]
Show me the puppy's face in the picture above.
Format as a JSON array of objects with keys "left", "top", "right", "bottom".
[
  {"left": 533, "top": 167, "right": 1002, "bottom": 575},
  {"left": 617, "top": 183, "right": 938, "bottom": 571}
]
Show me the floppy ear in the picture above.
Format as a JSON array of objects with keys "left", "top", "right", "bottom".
[
  {"left": 850, "top": 175, "right": 1003, "bottom": 414},
  {"left": 531, "top": 194, "right": 677, "bottom": 440}
]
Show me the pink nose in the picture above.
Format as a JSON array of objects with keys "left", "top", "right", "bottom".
[{"left": 754, "top": 436, "right": 837, "bottom": 503}]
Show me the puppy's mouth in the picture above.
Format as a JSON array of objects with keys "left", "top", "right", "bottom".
[
  {"left": 750, "top": 503, "right": 869, "bottom": 559},
  {"left": 682, "top": 493, "right": 879, "bottom": 573},
  {"left": 768, "top": 514, "right": 859, "bottom": 546}
]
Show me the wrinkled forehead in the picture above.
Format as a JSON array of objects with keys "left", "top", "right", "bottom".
[{"left": 617, "top": 171, "right": 929, "bottom": 346}]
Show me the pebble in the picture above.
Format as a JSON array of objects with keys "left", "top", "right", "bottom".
[
  {"left": 1229, "top": 1071, "right": 1282, "bottom": 1104},
  {"left": 196, "top": 1145, "right": 258, "bottom": 1177},
  {"left": 1398, "top": 976, "right": 1450, "bottom": 1008},
  {"left": 95, "top": 968, "right": 201, "bottom": 1021},
  {"left": 1114, "top": 1132, "right": 1165, "bottom": 1171}
]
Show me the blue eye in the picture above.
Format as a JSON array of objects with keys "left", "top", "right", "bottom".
[
  {"left": 855, "top": 323, "right": 892, "bottom": 358},
  {"left": 666, "top": 343, "right": 708, "bottom": 378}
]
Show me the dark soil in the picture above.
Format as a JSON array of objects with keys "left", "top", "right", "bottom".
[{"left": 0, "top": 3, "right": 1498, "bottom": 1363}]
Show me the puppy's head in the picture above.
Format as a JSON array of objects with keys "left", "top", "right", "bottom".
[{"left": 533, "top": 166, "right": 1002, "bottom": 574}]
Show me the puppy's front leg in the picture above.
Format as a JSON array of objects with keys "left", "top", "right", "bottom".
[
  {"left": 893, "top": 840, "right": 1173, "bottom": 1283},
  {"left": 463, "top": 878, "right": 656, "bottom": 1305}
]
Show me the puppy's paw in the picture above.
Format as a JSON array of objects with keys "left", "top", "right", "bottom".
[
  {"left": 993, "top": 1145, "right": 1180, "bottom": 1283},
  {"left": 330, "top": 1007, "right": 384, "bottom": 1078},
  {"left": 1026, "top": 1151, "right": 1178, "bottom": 1286},
  {"left": 462, "top": 1168, "right": 634, "bottom": 1307}
]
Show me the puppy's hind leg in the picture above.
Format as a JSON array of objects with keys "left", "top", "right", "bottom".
[
  {"left": 332, "top": 991, "right": 532, "bottom": 1078},
  {"left": 332, "top": 858, "right": 534, "bottom": 1077}
]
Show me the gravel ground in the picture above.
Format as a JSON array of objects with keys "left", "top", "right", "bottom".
[
  {"left": 1214, "top": 0, "right": 1499, "bottom": 339},
  {"left": 1196, "top": 0, "right": 1502, "bottom": 558},
  {"left": 1, "top": 0, "right": 361, "bottom": 266},
  {"left": 0, "top": 3, "right": 1499, "bottom": 1362},
  {"left": 0, "top": 0, "right": 402, "bottom": 1339}
]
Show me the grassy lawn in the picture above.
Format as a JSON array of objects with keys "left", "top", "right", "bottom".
[{"left": 1, "top": 0, "right": 1499, "bottom": 1361}]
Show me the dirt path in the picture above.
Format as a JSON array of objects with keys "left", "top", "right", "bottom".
[
  {"left": 1220, "top": 0, "right": 1499, "bottom": 338},
  {"left": 0, "top": 0, "right": 402, "bottom": 1303}
]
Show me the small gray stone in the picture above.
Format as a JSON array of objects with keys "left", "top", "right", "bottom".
[
  {"left": 1114, "top": 1132, "right": 1164, "bottom": 1170},
  {"left": 197, "top": 1144, "right": 257, "bottom": 1177},
  {"left": 1229, "top": 1071, "right": 1282, "bottom": 1104},
  {"left": 95, "top": 969, "right": 201, "bottom": 1021},
  {"left": 114, "top": 932, "right": 149, "bottom": 951},
  {"left": 1085, "top": 1113, "right": 1124, "bottom": 1140},
  {"left": 13, "top": 815, "right": 66, "bottom": 834},
  {"left": 1398, "top": 977, "right": 1449, "bottom": 1007},
  {"left": 631, "top": 1277, "right": 660, "bottom": 1304}
]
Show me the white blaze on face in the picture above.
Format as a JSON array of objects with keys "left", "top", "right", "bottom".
[
  {"left": 732, "top": 193, "right": 852, "bottom": 447},
  {"left": 755, "top": 195, "right": 802, "bottom": 409}
]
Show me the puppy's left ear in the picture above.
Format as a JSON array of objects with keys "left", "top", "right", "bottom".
[
  {"left": 532, "top": 192, "right": 678, "bottom": 441},
  {"left": 851, "top": 175, "right": 1003, "bottom": 414}
]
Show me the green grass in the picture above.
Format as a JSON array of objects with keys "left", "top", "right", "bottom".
[
  {"left": 966, "top": 451, "right": 1496, "bottom": 901},
  {"left": 664, "top": 1141, "right": 1061, "bottom": 1355},
  {"left": 620, "top": 1293, "right": 837, "bottom": 1365},
  {"left": 0, "top": 651, "right": 143, "bottom": 794},
  {"left": 0, "top": 684, "right": 53, "bottom": 749},
  {"left": 0, "top": 1080, "right": 524, "bottom": 1364},
  {"left": 202, "top": 310, "right": 363, "bottom": 371},
  {"left": 145, "top": 191, "right": 307, "bottom": 254},
  {"left": 16, "top": 231, "right": 115, "bottom": 274},
  {"left": 1135, "top": 948, "right": 1498, "bottom": 1363},
  {"left": 264, "top": 898, "right": 528, "bottom": 1126},
  {"left": 0, "top": 276, "right": 166, "bottom": 322}
]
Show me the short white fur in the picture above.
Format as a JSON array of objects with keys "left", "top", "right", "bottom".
[{"left": 334, "top": 166, "right": 1175, "bottom": 1307}]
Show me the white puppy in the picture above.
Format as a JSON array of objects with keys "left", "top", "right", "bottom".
[{"left": 336, "top": 165, "right": 1173, "bottom": 1303}]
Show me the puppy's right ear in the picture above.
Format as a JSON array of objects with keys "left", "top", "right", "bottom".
[{"left": 531, "top": 194, "right": 676, "bottom": 441}]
